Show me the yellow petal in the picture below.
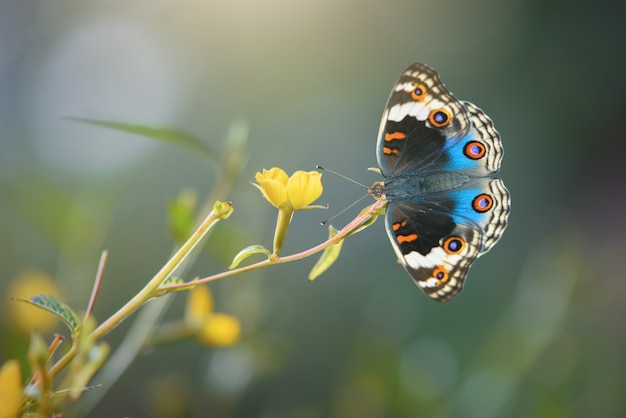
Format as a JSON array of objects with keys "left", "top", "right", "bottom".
[
  {"left": 5, "top": 270, "right": 62, "bottom": 334},
  {"left": 286, "top": 171, "right": 323, "bottom": 210},
  {"left": 185, "top": 285, "right": 214, "bottom": 324},
  {"left": 255, "top": 179, "right": 288, "bottom": 208},
  {"left": 198, "top": 313, "right": 241, "bottom": 347},
  {"left": 256, "top": 167, "right": 288, "bottom": 185},
  {"left": 0, "top": 360, "right": 23, "bottom": 418},
  {"left": 254, "top": 168, "right": 289, "bottom": 208}
]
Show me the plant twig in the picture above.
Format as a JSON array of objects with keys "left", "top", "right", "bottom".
[{"left": 84, "top": 250, "right": 108, "bottom": 322}]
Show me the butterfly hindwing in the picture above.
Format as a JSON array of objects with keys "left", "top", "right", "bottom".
[
  {"left": 383, "top": 178, "right": 509, "bottom": 302},
  {"left": 374, "top": 63, "right": 510, "bottom": 302}
]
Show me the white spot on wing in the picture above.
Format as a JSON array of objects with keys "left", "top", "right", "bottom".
[
  {"left": 388, "top": 102, "right": 429, "bottom": 122},
  {"left": 424, "top": 278, "right": 439, "bottom": 288},
  {"left": 396, "top": 81, "right": 415, "bottom": 92},
  {"left": 404, "top": 248, "right": 463, "bottom": 271},
  {"left": 404, "top": 251, "right": 432, "bottom": 270}
]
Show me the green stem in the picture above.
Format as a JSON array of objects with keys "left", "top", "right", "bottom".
[
  {"left": 159, "top": 199, "right": 384, "bottom": 292},
  {"left": 271, "top": 208, "right": 293, "bottom": 258},
  {"left": 89, "top": 206, "right": 228, "bottom": 341},
  {"left": 46, "top": 204, "right": 229, "bottom": 379},
  {"left": 149, "top": 320, "right": 194, "bottom": 346},
  {"left": 39, "top": 339, "right": 79, "bottom": 385}
]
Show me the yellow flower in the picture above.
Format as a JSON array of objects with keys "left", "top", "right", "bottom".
[
  {"left": 253, "top": 168, "right": 324, "bottom": 256},
  {"left": 197, "top": 314, "right": 240, "bottom": 346},
  {"left": 254, "top": 167, "right": 323, "bottom": 211},
  {"left": 185, "top": 283, "right": 214, "bottom": 326},
  {"left": 5, "top": 270, "right": 62, "bottom": 334},
  {"left": 0, "top": 360, "right": 23, "bottom": 418},
  {"left": 185, "top": 285, "right": 240, "bottom": 347}
]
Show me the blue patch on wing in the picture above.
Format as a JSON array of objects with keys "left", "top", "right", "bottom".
[
  {"left": 447, "top": 182, "right": 492, "bottom": 227},
  {"left": 443, "top": 129, "right": 491, "bottom": 176}
]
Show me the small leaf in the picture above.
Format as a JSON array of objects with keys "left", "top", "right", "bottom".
[
  {"left": 69, "top": 342, "right": 110, "bottom": 401},
  {"left": 161, "top": 276, "right": 186, "bottom": 287},
  {"left": 155, "top": 276, "right": 198, "bottom": 296},
  {"left": 14, "top": 294, "right": 81, "bottom": 336},
  {"left": 168, "top": 189, "right": 197, "bottom": 243},
  {"left": 65, "top": 117, "right": 218, "bottom": 162},
  {"left": 309, "top": 226, "right": 344, "bottom": 281},
  {"left": 204, "top": 222, "right": 248, "bottom": 266},
  {"left": 28, "top": 331, "right": 49, "bottom": 376},
  {"left": 229, "top": 245, "right": 271, "bottom": 269},
  {"left": 343, "top": 204, "right": 383, "bottom": 239},
  {"left": 1, "top": 175, "right": 81, "bottom": 248},
  {"left": 348, "top": 214, "right": 379, "bottom": 236}
]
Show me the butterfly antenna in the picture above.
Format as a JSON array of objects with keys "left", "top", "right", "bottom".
[
  {"left": 320, "top": 194, "right": 370, "bottom": 226},
  {"left": 316, "top": 165, "right": 374, "bottom": 225},
  {"left": 316, "top": 165, "right": 368, "bottom": 189}
]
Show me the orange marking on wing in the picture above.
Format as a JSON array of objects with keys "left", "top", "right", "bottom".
[
  {"left": 411, "top": 83, "right": 427, "bottom": 102},
  {"left": 392, "top": 220, "right": 408, "bottom": 231},
  {"left": 397, "top": 233, "right": 418, "bottom": 243},
  {"left": 433, "top": 265, "right": 450, "bottom": 284},
  {"left": 384, "top": 132, "right": 406, "bottom": 142},
  {"left": 383, "top": 147, "right": 399, "bottom": 155}
]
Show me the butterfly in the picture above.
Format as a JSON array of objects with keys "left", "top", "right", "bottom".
[{"left": 369, "top": 63, "right": 510, "bottom": 302}]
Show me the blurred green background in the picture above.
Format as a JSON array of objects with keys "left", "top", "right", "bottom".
[{"left": 1, "top": 0, "right": 625, "bottom": 417}]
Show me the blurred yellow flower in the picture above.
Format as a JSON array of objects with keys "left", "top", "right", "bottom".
[
  {"left": 198, "top": 313, "right": 241, "bottom": 346},
  {"left": 185, "top": 285, "right": 240, "bottom": 347},
  {"left": 185, "top": 283, "right": 214, "bottom": 326},
  {"left": 0, "top": 360, "right": 23, "bottom": 418},
  {"left": 254, "top": 167, "right": 323, "bottom": 211},
  {"left": 5, "top": 270, "right": 62, "bottom": 334}
]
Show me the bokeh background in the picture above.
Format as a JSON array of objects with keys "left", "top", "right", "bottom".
[{"left": 2, "top": 0, "right": 626, "bottom": 417}]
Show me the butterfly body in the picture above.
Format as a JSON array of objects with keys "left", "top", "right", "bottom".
[{"left": 371, "top": 63, "right": 510, "bottom": 303}]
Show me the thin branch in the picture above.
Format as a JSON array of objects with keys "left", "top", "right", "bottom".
[
  {"left": 84, "top": 250, "right": 109, "bottom": 322},
  {"left": 158, "top": 199, "right": 385, "bottom": 292}
]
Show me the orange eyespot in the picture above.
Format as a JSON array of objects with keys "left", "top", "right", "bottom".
[
  {"left": 443, "top": 236, "right": 466, "bottom": 254},
  {"left": 429, "top": 108, "right": 452, "bottom": 128},
  {"left": 432, "top": 265, "right": 449, "bottom": 284},
  {"left": 464, "top": 141, "right": 486, "bottom": 160},
  {"left": 411, "top": 83, "right": 427, "bottom": 101},
  {"left": 472, "top": 194, "right": 494, "bottom": 213}
]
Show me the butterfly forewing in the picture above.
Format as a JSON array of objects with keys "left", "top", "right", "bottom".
[{"left": 376, "top": 63, "right": 471, "bottom": 178}]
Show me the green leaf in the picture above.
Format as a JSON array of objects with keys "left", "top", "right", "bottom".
[
  {"left": 28, "top": 331, "right": 49, "bottom": 372},
  {"left": 69, "top": 342, "right": 110, "bottom": 401},
  {"left": 65, "top": 117, "right": 218, "bottom": 162},
  {"left": 155, "top": 276, "right": 197, "bottom": 296},
  {"left": 161, "top": 276, "right": 186, "bottom": 287},
  {"left": 168, "top": 189, "right": 198, "bottom": 243},
  {"left": 229, "top": 245, "right": 271, "bottom": 269},
  {"left": 1, "top": 175, "right": 82, "bottom": 247},
  {"left": 204, "top": 222, "right": 248, "bottom": 266},
  {"left": 15, "top": 294, "right": 81, "bottom": 336},
  {"left": 345, "top": 208, "right": 381, "bottom": 238},
  {"left": 309, "top": 226, "right": 344, "bottom": 281}
]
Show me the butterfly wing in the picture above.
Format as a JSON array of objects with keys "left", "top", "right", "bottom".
[
  {"left": 376, "top": 63, "right": 471, "bottom": 178},
  {"left": 440, "top": 101, "right": 504, "bottom": 177},
  {"left": 376, "top": 63, "right": 510, "bottom": 302},
  {"left": 385, "top": 178, "right": 510, "bottom": 302}
]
